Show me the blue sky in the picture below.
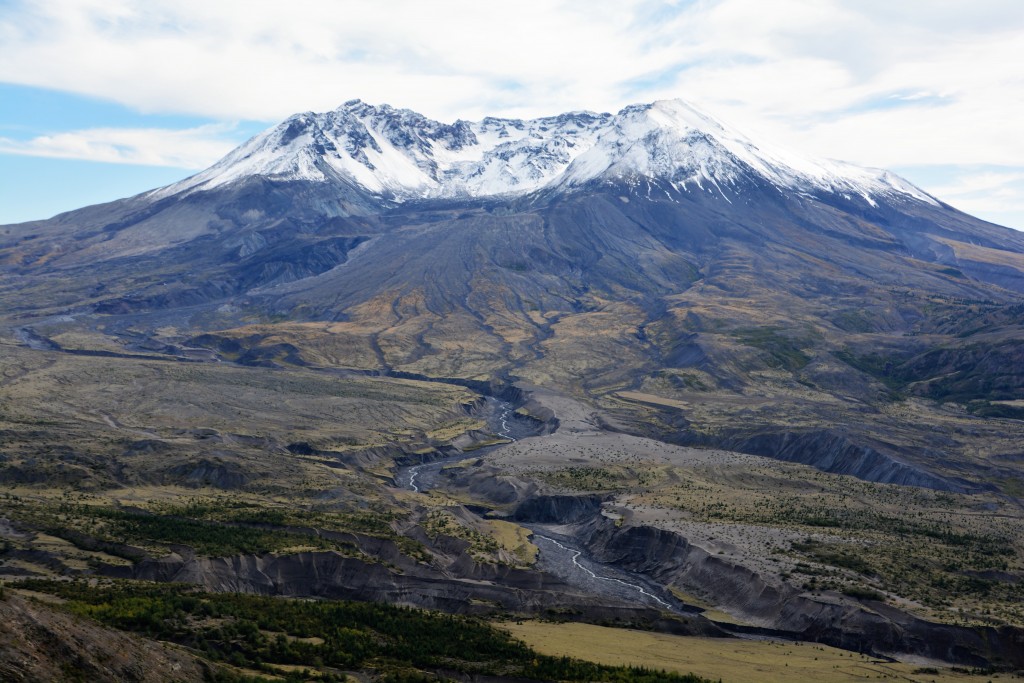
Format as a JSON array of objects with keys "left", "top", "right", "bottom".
[{"left": 1, "top": 0, "right": 1023, "bottom": 229}]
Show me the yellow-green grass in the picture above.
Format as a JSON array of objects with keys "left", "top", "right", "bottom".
[
  {"left": 0, "top": 345, "right": 477, "bottom": 452},
  {"left": 486, "top": 519, "right": 538, "bottom": 565},
  {"left": 498, "top": 621, "right": 1002, "bottom": 683},
  {"left": 936, "top": 237, "right": 1024, "bottom": 270},
  {"left": 616, "top": 390, "right": 691, "bottom": 410},
  {"left": 666, "top": 587, "right": 750, "bottom": 626}
]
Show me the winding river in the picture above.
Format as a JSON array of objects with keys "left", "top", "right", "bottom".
[
  {"left": 397, "top": 394, "right": 688, "bottom": 614},
  {"left": 399, "top": 396, "right": 523, "bottom": 492},
  {"left": 530, "top": 533, "right": 678, "bottom": 610}
]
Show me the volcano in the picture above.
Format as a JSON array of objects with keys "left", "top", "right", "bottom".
[{"left": 5, "top": 98, "right": 1024, "bottom": 492}]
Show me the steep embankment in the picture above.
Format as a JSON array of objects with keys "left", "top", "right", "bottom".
[
  {"left": 0, "top": 592, "right": 207, "bottom": 682},
  {"left": 563, "top": 513, "right": 1024, "bottom": 667},
  {"left": 108, "top": 546, "right": 724, "bottom": 638},
  {"left": 680, "top": 429, "right": 982, "bottom": 492}
]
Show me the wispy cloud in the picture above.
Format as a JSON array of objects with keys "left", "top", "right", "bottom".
[
  {"left": 929, "top": 169, "right": 1024, "bottom": 222},
  {"left": 931, "top": 171, "right": 1024, "bottom": 198},
  {"left": 0, "top": 124, "right": 238, "bottom": 168}
]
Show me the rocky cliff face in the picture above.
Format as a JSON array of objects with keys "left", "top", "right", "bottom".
[
  {"left": 109, "top": 545, "right": 726, "bottom": 638},
  {"left": 680, "top": 429, "right": 983, "bottom": 492}
]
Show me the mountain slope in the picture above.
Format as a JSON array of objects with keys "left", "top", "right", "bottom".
[
  {"left": 0, "top": 592, "right": 207, "bottom": 682},
  {"left": 3, "top": 98, "right": 1024, "bottom": 493},
  {"left": 4, "top": 98, "right": 1024, "bottom": 669}
]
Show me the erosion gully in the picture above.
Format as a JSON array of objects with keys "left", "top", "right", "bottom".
[{"left": 396, "top": 394, "right": 692, "bottom": 615}]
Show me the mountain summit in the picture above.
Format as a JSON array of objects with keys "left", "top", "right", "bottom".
[{"left": 153, "top": 99, "right": 935, "bottom": 206}]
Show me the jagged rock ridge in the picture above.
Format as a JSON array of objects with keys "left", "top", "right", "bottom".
[{"left": 151, "top": 99, "right": 937, "bottom": 206}]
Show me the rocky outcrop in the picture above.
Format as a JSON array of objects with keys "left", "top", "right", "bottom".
[
  {"left": 777, "top": 597, "right": 1024, "bottom": 668},
  {"left": 577, "top": 521, "right": 789, "bottom": 624},
  {"left": 511, "top": 495, "right": 605, "bottom": 524},
  {"left": 442, "top": 465, "right": 536, "bottom": 505},
  {"left": 0, "top": 593, "right": 207, "bottom": 683},
  {"left": 162, "top": 458, "right": 250, "bottom": 489}
]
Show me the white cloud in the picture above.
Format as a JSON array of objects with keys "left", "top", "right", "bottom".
[
  {"left": 0, "top": 0, "right": 645, "bottom": 120},
  {"left": 630, "top": 0, "right": 1024, "bottom": 169},
  {"left": 1, "top": 0, "right": 1024, "bottom": 225},
  {"left": 0, "top": 124, "right": 238, "bottom": 168},
  {"left": 1, "top": 1, "right": 1020, "bottom": 157}
]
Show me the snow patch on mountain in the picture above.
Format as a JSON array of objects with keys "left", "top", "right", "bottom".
[{"left": 150, "top": 99, "right": 938, "bottom": 207}]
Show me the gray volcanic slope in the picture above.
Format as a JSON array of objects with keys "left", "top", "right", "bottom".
[{"left": 3, "top": 100, "right": 1024, "bottom": 493}]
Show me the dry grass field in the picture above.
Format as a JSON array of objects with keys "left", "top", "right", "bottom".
[{"left": 499, "top": 621, "right": 1013, "bottom": 683}]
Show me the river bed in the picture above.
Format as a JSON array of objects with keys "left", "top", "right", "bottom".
[
  {"left": 396, "top": 394, "right": 696, "bottom": 616},
  {"left": 397, "top": 396, "right": 529, "bottom": 492},
  {"left": 529, "top": 530, "right": 695, "bottom": 612}
]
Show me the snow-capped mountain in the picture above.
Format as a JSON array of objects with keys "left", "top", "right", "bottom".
[{"left": 152, "top": 99, "right": 936, "bottom": 206}]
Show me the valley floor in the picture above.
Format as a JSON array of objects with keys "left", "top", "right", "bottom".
[{"left": 1, "top": 339, "right": 1023, "bottom": 680}]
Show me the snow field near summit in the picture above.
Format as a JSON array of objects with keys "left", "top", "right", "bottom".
[{"left": 153, "top": 99, "right": 938, "bottom": 207}]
